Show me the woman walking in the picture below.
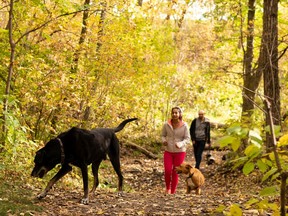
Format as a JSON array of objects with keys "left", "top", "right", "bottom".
[{"left": 161, "top": 106, "right": 191, "bottom": 194}]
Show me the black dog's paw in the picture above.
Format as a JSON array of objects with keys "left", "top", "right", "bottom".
[
  {"left": 37, "top": 192, "right": 47, "bottom": 200},
  {"left": 81, "top": 198, "right": 89, "bottom": 205}
]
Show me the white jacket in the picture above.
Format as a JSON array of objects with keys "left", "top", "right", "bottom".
[{"left": 161, "top": 120, "right": 191, "bottom": 153}]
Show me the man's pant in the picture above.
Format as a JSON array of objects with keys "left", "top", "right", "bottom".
[{"left": 193, "top": 140, "right": 206, "bottom": 169}]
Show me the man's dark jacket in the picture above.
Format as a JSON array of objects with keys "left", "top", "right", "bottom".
[{"left": 189, "top": 118, "right": 211, "bottom": 144}]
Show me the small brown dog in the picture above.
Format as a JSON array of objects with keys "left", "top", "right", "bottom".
[{"left": 175, "top": 162, "right": 205, "bottom": 195}]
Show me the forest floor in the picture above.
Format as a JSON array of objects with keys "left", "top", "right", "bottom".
[{"left": 19, "top": 147, "right": 275, "bottom": 216}]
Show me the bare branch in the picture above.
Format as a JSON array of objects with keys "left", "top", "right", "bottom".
[
  {"left": 15, "top": 8, "right": 101, "bottom": 45},
  {"left": 278, "top": 45, "right": 288, "bottom": 60}
]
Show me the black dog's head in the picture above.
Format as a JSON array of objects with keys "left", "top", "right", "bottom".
[{"left": 31, "top": 139, "right": 62, "bottom": 178}]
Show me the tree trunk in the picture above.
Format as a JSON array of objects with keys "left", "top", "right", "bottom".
[
  {"left": 1, "top": 0, "right": 16, "bottom": 151},
  {"left": 137, "top": 0, "right": 143, "bottom": 7},
  {"left": 177, "top": 4, "right": 187, "bottom": 29},
  {"left": 96, "top": 1, "right": 107, "bottom": 53},
  {"left": 241, "top": 0, "right": 261, "bottom": 122},
  {"left": 261, "top": 0, "right": 280, "bottom": 150},
  {"left": 239, "top": 0, "right": 261, "bottom": 152},
  {"left": 71, "top": 0, "right": 91, "bottom": 73}
]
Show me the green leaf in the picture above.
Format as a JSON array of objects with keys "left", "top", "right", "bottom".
[
  {"left": 268, "top": 152, "right": 275, "bottom": 161},
  {"left": 227, "top": 125, "right": 242, "bottom": 135},
  {"left": 243, "top": 162, "right": 255, "bottom": 175},
  {"left": 265, "top": 125, "right": 281, "bottom": 136},
  {"left": 215, "top": 204, "right": 226, "bottom": 213},
  {"left": 244, "top": 198, "right": 259, "bottom": 208},
  {"left": 249, "top": 130, "right": 262, "bottom": 146},
  {"left": 217, "top": 136, "right": 237, "bottom": 148},
  {"left": 241, "top": 128, "right": 249, "bottom": 137},
  {"left": 259, "top": 186, "right": 278, "bottom": 196},
  {"left": 261, "top": 168, "right": 278, "bottom": 182},
  {"left": 271, "top": 172, "right": 280, "bottom": 181},
  {"left": 261, "top": 157, "right": 273, "bottom": 167},
  {"left": 229, "top": 204, "right": 242, "bottom": 216},
  {"left": 257, "top": 159, "right": 268, "bottom": 173},
  {"left": 264, "top": 125, "right": 270, "bottom": 133},
  {"left": 257, "top": 199, "right": 279, "bottom": 212},
  {"left": 231, "top": 139, "right": 241, "bottom": 151},
  {"left": 244, "top": 145, "right": 261, "bottom": 157},
  {"left": 232, "top": 156, "right": 248, "bottom": 170},
  {"left": 274, "top": 125, "right": 281, "bottom": 136}
]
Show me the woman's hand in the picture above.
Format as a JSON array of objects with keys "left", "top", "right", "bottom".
[{"left": 175, "top": 142, "right": 182, "bottom": 148}]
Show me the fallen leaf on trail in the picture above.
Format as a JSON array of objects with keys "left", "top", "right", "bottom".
[{"left": 29, "top": 149, "right": 276, "bottom": 215}]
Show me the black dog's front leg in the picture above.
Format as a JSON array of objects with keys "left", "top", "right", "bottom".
[
  {"left": 37, "top": 165, "right": 72, "bottom": 199},
  {"left": 80, "top": 165, "right": 89, "bottom": 205}
]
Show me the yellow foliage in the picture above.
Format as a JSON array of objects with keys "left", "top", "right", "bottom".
[{"left": 278, "top": 134, "right": 288, "bottom": 147}]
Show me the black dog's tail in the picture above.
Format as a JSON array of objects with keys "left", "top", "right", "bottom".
[{"left": 113, "top": 118, "right": 138, "bottom": 133}]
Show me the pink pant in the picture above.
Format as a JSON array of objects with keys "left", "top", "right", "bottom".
[{"left": 163, "top": 151, "right": 186, "bottom": 194}]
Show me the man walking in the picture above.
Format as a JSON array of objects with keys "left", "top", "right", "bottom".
[{"left": 190, "top": 110, "right": 211, "bottom": 169}]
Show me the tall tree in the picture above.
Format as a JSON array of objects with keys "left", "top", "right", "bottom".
[
  {"left": 71, "top": 0, "right": 91, "bottom": 73},
  {"left": 241, "top": 0, "right": 262, "bottom": 123},
  {"left": 1, "top": 0, "right": 15, "bottom": 149},
  {"left": 260, "top": 0, "right": 280, "bottom": 149},
  {"left": 239, "top": 0, "right": 263, "bottom": 151},
  {"left": 96, "top": 1, "right": 107, "bottom": 53}
]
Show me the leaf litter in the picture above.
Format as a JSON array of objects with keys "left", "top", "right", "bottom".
[{"left": 27, "top": 147, "right": 276, "bottom": 216}]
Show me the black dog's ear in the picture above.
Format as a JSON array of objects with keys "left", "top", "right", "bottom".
[{"left": 35, "top": 150, "right": 45, "bottom": 164}]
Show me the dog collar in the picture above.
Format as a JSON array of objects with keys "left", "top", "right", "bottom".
[
  {"left": 187, "top": 172, "right": 194, "bottom": 181},
  {"left": 57, "top": 138, "right": 65, "bottom": 165}
]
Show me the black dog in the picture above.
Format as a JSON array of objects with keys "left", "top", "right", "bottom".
[{"left": 31, "top": 118, "right": 137, "bottom": 204}]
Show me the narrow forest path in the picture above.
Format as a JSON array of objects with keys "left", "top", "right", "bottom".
[{"left": 30, "top": 148, "right": 265, "bottom": 216}]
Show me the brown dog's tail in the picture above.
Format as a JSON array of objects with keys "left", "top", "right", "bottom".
[{"left": 113, "top": 118, "right": 138, "bottom": 133}]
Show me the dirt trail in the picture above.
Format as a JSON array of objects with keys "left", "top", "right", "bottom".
[{"left": 30, "top": 149, "right": 263, "bottom": 216}]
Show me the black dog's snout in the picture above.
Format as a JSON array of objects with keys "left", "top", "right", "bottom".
[
  {"left": 31, "top": 168, "right": 37, "bottom": 177},
  {"left": 31, "top": 167, "right": 47, "bottom": 178}
]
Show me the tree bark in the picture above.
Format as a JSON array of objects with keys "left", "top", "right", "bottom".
[
  {"left": 177, "top": 4, "right": 187, "bottom": 29},
  {"left": 241, "top": 0, "right": 262, "bottom": 122},
  {"left": 1, "top": 0, "right": 16, "bottom": 150},
  {"left": 137, "top": 0, "right": 143, "bottom": 7},
  {"left": 96, "top": 1, "right": 107, "bottom": 53},
  {"left": 71, "top": 0, "right": 91, "bottom": 73},
  {"left": 261, "top": 0, "right": 280, "bottom": 149}
]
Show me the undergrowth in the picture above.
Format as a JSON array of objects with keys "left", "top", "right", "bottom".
[{"left": 0, "top": 168, "right": 43, "bottom": 216}]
